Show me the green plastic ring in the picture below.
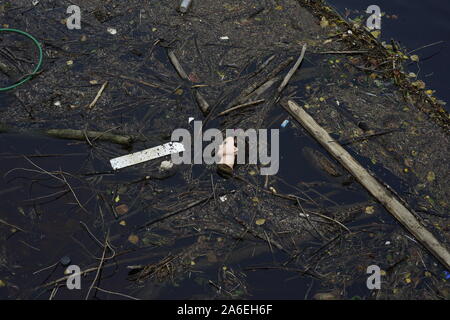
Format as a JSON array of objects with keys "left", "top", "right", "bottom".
[{"left": 0, "top": 28, "right": 43, "bottom": 91}]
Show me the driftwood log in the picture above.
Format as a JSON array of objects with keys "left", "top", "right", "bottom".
[{"left": 282, "top": 99, "right": 450, "bottom": 270}]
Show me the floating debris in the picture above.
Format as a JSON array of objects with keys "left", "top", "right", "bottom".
[
  {"left": 107, "top": 27, "right": 117, "bottom": 35},
  {"left": 160, "top": 160, "right": 174, "bottom": 171},
  {"left": 110, "top": 142, "right": 185, "bottom": 170},
  {"left": 60, "top": 256, "right": 71, "bottom": 267},
  {"left": 179, "top": 0, "right": 192, "bottom": 14}
]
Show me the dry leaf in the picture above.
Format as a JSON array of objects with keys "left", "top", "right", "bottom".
[
  {"left": 128, "top": 234, "right": 139, "bottom": 245},
  {"left": 370, "top": 30, "right": 381, "bottom": 38},
  {"left": 255, "top": 218, "right": 266, "bottom": 226},
  {"left": 320, "top": 17, "right": 329, "bottom": 28},
  {"left": 426, "top": 171, "right": 435, "bottom": 182},
  {"left": 116, "top": 204, "right": 129, "bottom": 215},
  {"left": 365, "top": 206, "right": 375, "bottom": 214}
]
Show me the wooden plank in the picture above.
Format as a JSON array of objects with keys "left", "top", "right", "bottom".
[{"left": 282, "top": 99, "right": 450, "bottom": 270}]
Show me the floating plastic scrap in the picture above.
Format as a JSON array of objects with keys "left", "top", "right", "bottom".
[
  {"left": 179, "top": 0, "right": 192, "bottom": 13},
  {"left": 281, "top": 119, "right": 289, "bottom": 128},
  {"left": 110, "top": 142, "right": 185, "bottom": 170}
]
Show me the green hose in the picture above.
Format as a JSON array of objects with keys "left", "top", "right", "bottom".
[{"left": 0, "top": 28, "right": 43, "bottom": 92}]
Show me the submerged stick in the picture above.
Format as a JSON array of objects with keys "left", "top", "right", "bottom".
[
  {"left": 45, "top": 129, "right": 132, "bottom": 146},
  {"left": 168, "top": 50, "right": 210, "bottom": 114},
  {"left": 0, "top": 124, "right": 134, "bottom": 146},
  {"left": 217, "top": 99, "right": 265, "bottom": 117},
  {"left": 278, "top": 44, "right": 307, "bottom": 94},
  {"left": 237, "top": 56, "right": 294, "bottom": 105},
  {"left": 167, "top": 50, "right": 189, "bottom": 81},
  {"left": 194, "top": 90, "right": 210, "bottom": 115},
  {"left": 282, "top": 99, "right": 450, "bottom": 270}
]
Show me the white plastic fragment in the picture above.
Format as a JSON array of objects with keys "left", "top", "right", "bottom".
[
  {"left": 32, "top": 0, "right": 39, "bottom": 6},
  {"left": 219, "top": 195, "right": 227, "bottom": 202},
  {"left": 107, "top": 27, "right": 117, "bottom": 35},
  {"left": 160, "top": 160, "right": 174, "bottom": 171},
  {"left": 110, "top": 142, "right": 185, "bottom": 170},
  {"left": 179, "top": 0, "right": 192, "bottom": 13},
  {"left": 220, "top": 36, "right": 229, "bottom": 40},
  {"left": 281, "top": 119, "right": 289, "bottom": 128}
]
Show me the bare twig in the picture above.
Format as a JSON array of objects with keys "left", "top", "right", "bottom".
[
  {"left": 278, "top": 44, "right": 307, "bottom": 94},
  {"left": 217, "top": 99, "right": 265, "bottom": 117},
  {"left": 87, "top": 81, "right": 108, "bottom": 109}
]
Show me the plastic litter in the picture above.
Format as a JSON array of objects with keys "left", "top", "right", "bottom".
[
  {"left": 60, "top": 256, "right": 71, "bottom": 266},
  {"left": 160, "top": 160, "right": 174, "bottom": 171},
  {"left": 0, "top": 29, "right": 43, "bottom": 92},
  {"left": 110, "top": 142, "right": 185, "bottom": 170},
  {"left": 281, "top": 119, "right": 290, "bottom": 128},
  {"left": 444, "top": 271, "right": 450, "bottom": 280},
  {"left": 218, "top": 137, "right": 238, "bottom": 170},
  {"left": 107, "top": 27, "right": 117, "bottom": 35},
  {"left": 179, "top": 0, "right": 192, "bottom": 13}
]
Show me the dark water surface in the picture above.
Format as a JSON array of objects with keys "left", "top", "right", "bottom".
[
  {"left": 327, "top": 0, "right": 450, "bottom": 110},
  {"left": 0, "top": 1, "right": 448, "bottom": 300}
]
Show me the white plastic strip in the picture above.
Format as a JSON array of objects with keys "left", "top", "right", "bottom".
[{"left": 110, "top": 142, "right": 185, "bottom": 170}]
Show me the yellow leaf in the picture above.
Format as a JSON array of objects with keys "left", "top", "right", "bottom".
[
  {"left": 119, "top": 220, "right": 126, "bottom": 226},
  {"left": 411, "top": 80, "right": 426, "bottom": 89},
  {"left": 405, "top": 278, "right": 411, "bottom": 284},
  {"left": 320, "top": 17, "right": 329, "bottom": 28},
  {"left": 255, "top": 218, "right": 266, "bottom": 226},
  {"left": 174, "top": 88, "right": 184, "bottom": 95},
  {"left": 365, "top": 206, "right": 375, "bottom": 214},
  {"left": 116, "top": 204, "right": 129, "bottom": 215},
  {"left": 114, "top": 195, "right": 120, "bottom": 203},
  {"left": 410, "top": 55, "right": 419, "bottom": 62},
  {"left": 275, "top": 5, "right": 283, "bottom": 10},
  {"left": 426, "top": 171, "right": 435, "bottom": 182},
  {"left": 128, "top": 234, "right": 139, "bottom": 245},
  {"left": 370, "top": 30, "right": 381, "bottom": 38},
  {"left": 0, "top": 280, "right": 5, "bottom": 287}
]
